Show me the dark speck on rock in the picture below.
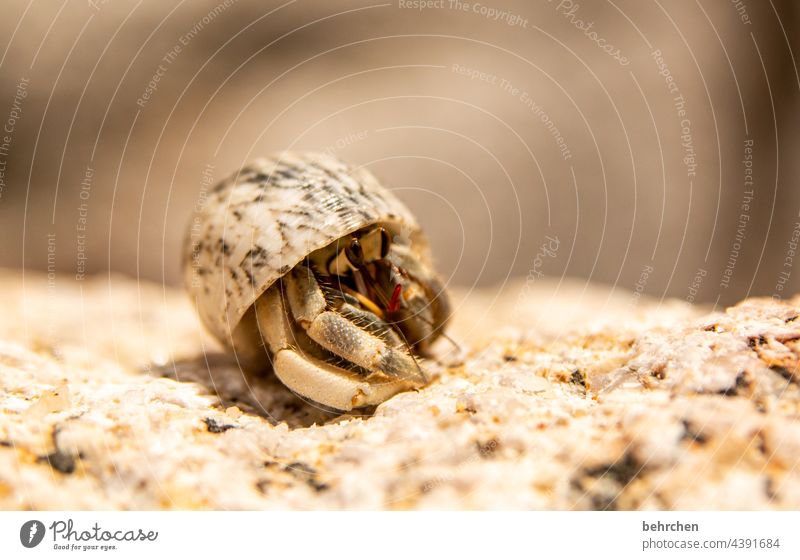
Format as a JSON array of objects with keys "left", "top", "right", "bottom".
[
  {"left": 770, "top": 365, "right": 796, "bottom": 382},
  {"left": 308, "top": 480, "right": 330, "bottom": 492},
  {"left": 765, "top": 477, "right": 777, "bottom": 499},
  {"left": 573, "top": 453, "right": 644, "bottom": 510},
  {"left": 39, "top": 450, "right": 77, "bottom": 474},
  {"left": 718, "top": 371, "right": 751, "bottom": 396},
  {"left": 204, "top": 417, "right": 236, "bottom": 433},
  {"left": 284, "top": 462, "right": 330, "bottom": 492},
  {"left": 584, "top": 453, "right": 641, "bottom": 487},
  {"left": 680, "top": 419, "right": 708, "bottom": 444},
  {"left": 748, "top": 335, "right": 767, "bottom": 348},
  {"left": 285, "top": 461, "right": 314, "bottom": 473},
  {"left": 570, "top": 369, "right": 587, "bottom": 388}
]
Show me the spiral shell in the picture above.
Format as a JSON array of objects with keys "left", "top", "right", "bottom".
[{"left": 184, "top": 152, "right": 429, "bottom": 347}]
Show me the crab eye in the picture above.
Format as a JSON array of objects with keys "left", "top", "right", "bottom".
[
  {"left": 345, "top": 238, "right": 364, "bottom": 268},
  {"left": 379, "top": 228, "right": 391, "bottom": 259}
]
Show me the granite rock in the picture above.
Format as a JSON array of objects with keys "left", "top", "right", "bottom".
[{"left": 0, "top": 270, "right": 798, "bottom": 509}]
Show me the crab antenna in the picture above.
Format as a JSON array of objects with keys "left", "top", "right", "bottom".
[{"left": 412, "top": 313, "right": 462, "bottom": 353}]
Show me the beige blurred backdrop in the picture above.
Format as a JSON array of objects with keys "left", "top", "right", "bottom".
[{"left": 0, "top": 0, "right": 798, "bottom": 306}]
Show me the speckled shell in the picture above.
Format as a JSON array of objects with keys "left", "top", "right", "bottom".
[{"left": 184, "top": 152, "right": 428, "bottom": 346}]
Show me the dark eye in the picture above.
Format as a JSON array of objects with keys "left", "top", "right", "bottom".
[
  {"left": 345, "top": 238, "right": 364, "bottom": 267},
  {"left": 379, "top": 228, "right": 391, "bottom": 259}
]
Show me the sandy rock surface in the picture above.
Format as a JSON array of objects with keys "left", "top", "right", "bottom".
[{"left": 0, "top": 269, "right": 798, "bottom": 510}]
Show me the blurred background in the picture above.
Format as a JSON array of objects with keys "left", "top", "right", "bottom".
[{"left": 0, "top": 0, "right": 798, "bottom": 307}]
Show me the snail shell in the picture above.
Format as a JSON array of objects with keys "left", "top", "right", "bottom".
[{"left": 184, "top": 152, "right": 447, "bottom": 409}]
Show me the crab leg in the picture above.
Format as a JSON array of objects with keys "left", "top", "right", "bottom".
[
  {"left": 304, "top": 311, "right": 425, "bottom": 383},
  {"left": 284, "top": 265, "right": 427, "bottom": 385},
  {"left": 253, "top": 284, "right": 413, "bottom": 410}
]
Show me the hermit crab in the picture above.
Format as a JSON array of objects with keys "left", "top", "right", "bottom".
[{"left": 185, "top": 152, "right": 450, "bottom": 410}]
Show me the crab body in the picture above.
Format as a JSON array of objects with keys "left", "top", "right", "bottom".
[{"left": 185, "top": 152, "right": 449, "bottom": 410}]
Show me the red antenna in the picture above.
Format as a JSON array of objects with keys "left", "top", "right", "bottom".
[{"left": 388, "top": 283, "right": 403, "bottom": 312}]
